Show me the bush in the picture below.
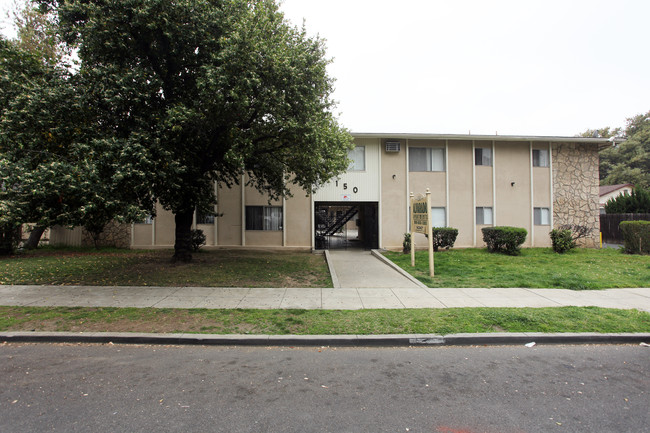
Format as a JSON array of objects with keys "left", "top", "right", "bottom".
[
  {"left": 191, "top": 229, "right": 206, "bottom": 252},
  {"left": 481, "top": 226, "right": 527, "bottom": 255},
  {"left": 432, "top": 227, "right": 459, "bottom": 251},
  {"left": 550, "top": 229, "right": 575, "bottom": 253},
  {"left": 620, "top": 220, "right": 650, "bottom": 254},
  {"left": 605, "top": 187, "right": 650, "bottom": 214},
  {"left": 402, "top": 233, "right": 411, "bottom": 254}
]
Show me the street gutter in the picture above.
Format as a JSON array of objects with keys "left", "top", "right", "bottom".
[{"left": 2, "top": 331, "right": 649, "bottom": 347}]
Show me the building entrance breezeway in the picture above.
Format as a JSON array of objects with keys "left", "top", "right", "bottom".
[{"left": 314, "top": 202, "right": 378, "bottom": 250}]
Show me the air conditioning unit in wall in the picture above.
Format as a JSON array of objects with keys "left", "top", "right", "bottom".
[{"left": 385, "top": 141, "right": 401, "bottom": 152}]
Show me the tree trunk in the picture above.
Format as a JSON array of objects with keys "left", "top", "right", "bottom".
[
  {"left": 24, "top": 225, "right": 47, "bottom": 250},
  {"left": 173, "top": 208, "right": 194, "bottom": 262}
]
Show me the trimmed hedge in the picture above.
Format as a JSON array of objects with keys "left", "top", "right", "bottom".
[
  {"left": 432, "top": 227, "right": 459, "bottom": 252},
  {"left": 482, "top": 226, "right": 527, "bottom": 255},
  {"left": 620, "top": 220, "right": 650, "bottom": 254},
  {"left": 550, "top": 229, "right": 575, "bottom": 253}
]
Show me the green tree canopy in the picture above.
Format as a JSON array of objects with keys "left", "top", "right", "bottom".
[
  {"left": 49, "top": 0, "right": 353, "bottom": 261},
  {"left": 604, "top": 188, "right": 650, "bottom": 214},
  {"left": 592, "top": 110, "right": 650, "bottom": 189}
]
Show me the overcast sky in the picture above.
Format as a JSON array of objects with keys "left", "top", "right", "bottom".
[{"left": 2, "top": 0, "right": 648, "bottom": 136}]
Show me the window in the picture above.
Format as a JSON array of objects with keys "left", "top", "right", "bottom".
[
  {"left": 348, "top": 146, "right": 365, "bottom": 171},
  {"left": 245, "top": 206, "right": 283, "bottom": 230},
  {"left": 476, "top": 207, "right": 493, "bottom": 225},
  {"left": 475, "top": 148, "right": 492, "bottom": 166},
  {"left": 533, "top": 149, "right": 549, "bottom": 167},
  {"left": 431, "top": 207, "right": 446, "bottom": 228},
  {"left": 534, "top": 207, "right": 550, "bottom": 225},
  {"left": 196, "top": 209, "right": 215, "bottom": 225},
  {"left": 409, "top": 147, "right": 445, "bottom": 172}
]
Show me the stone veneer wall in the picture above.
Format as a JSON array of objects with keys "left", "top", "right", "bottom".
[
  {"left": 552, "top": 142, "right": 600, "bottom": 247},
  {"left": 81, "top": 221, "right": 131, "bottom": 249}
]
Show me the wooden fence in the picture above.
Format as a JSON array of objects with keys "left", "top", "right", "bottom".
[{"left": 600, "top": 213, "right": 650, "bottom": 243}]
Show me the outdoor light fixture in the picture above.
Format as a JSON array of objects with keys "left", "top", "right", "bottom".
[{"left": 511, "top": 182, "right": 516, "bottom": 187}]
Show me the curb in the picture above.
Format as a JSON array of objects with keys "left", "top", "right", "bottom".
[
  {"left": 2, "top": 332, "right": 649, "bottom": 347},
  {"left": 371, "top": 249, "right": 428, "bottom": 289},
  {"left": 323, "top": 250, "right": 341, "bottom": 289}
]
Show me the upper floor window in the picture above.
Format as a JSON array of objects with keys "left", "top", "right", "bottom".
[
  {"left": 475, "top": 148, "right": 492, "bottom": 166},
  {"left": 409, "top": 147, "right": 445, "bottom": 172},
  {"left": 348, "top": 146, "right": 365, "bottom": 171},
  {"left": 533, "top": 149, "right": 549, "bottom": 167}
]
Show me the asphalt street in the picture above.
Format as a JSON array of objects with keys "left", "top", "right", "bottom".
[{"left": 1, "top": 343, "right": 648, "bottom": 433}]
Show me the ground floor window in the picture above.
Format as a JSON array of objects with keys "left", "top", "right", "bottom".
[
  {"left": 476, "top": 207, "right": 493, "bottom": 225},
  {"left": 534, "top": 207, "right": 550, "bottom": 225},
  {"left": 431, "top": 207, "right": 446, "bottom": 227},
  {"left": 196, "top": 208, "right": 215, "bottom": 224},
  {"left": 246, "top": 206, "right": 283, "bottom": 230},
  {"left": 135, "top": 215, "right": 153, "bottom": 224}
]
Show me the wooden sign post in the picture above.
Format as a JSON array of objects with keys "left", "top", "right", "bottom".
[{"left": 410, "top": 189, "right": 434, "bottom": 276}]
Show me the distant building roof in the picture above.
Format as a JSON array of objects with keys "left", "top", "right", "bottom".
[{"left": 599, "top": 183, "right": 633, "bottom": 197}]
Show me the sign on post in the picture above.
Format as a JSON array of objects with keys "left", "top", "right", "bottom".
[{"left": 410, "top": 189, "right": 434, "bottom": 277}]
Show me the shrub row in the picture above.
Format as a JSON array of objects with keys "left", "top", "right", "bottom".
[
  {"left": 432, "top": 227, "right": 459, "bottom": 252},
  {"left": 620, "top": 221, "right": 650, "bottom": 254},
  {"left": 481, "top": 226, "right": 527, "bottom": 255}
]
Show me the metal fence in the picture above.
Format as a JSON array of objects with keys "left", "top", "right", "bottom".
[{"left": 600, "top": 213, "right": 650, "bottom": 243}]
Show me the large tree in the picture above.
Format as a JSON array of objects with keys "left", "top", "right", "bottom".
[
  {"left": 50, "top": 0, "right": 353, "bottom": 261},
  {"left": 0, "top": 36, "right": 154, "bottom": 252},
  {"left": 584, "top": 110, "right": 650, "bottom": 189}
]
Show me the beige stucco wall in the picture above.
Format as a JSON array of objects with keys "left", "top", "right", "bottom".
[
  {"left": 50, "top": 135, "right": 600, "bottom": 251},
  {"left": 447, "top": 140, "right": 475, "bottom": 247},
  {"left": 217, "top": 183, "right": 242, "bottom": 246},
  {"left": 380, "top": 139, "right": 408, "bottom": 249}
]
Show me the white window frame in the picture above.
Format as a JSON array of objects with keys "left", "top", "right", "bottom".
[
  {"left": 245, "top": 206, "right": 283, "bottom": 231},
  {"left": 431, "top": 207, "right": 446, "bottom": 228},
  {"left": 409, "top": 147, "right": 446, "bottom": 172},
  {"left": 475, "top": 148, "right": 492, "bottom": 166},
  {"left": 348, "top": 146, "right": 365, "bottom": 171},
  {"left": 534, "top": 207, "right": 550, "bottom": 225},
  {"left": 533, "top": 149, "right": 549, "bottom": 167},
  {"left": 476, "top": 207, "right": 493, "bottom": 225}
]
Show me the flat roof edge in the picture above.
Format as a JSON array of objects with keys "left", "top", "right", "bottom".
[{"left": 350, "top": 132, "right": 613, "bottom": 144}]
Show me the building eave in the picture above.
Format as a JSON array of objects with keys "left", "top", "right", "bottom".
[{"left": 350, "top": 132, "right": 621, "bottom": 150}]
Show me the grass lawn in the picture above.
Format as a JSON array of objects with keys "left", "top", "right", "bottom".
[
  {"left": 384, "top": 247, "right": 650, "bottom": 290},
  {"left": 1, "top": 306, "right": 648, "bottom": 334},
  {"left": 0, "top": 247, "right": 332, "bottom": 288}
]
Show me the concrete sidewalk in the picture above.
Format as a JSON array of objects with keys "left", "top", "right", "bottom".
[{"left": 1, "top": 284, "right": 649, "bottom": 311}]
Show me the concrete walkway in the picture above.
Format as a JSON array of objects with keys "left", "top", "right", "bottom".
[
  {"left": 327, "top": 249, "right": 425, "bottom": 288},
  {"left": 1, "top": 284, "right": 649, "bottom": 311}
]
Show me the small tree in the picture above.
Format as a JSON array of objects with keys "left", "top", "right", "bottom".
[{"left": 604, "top": 188, "right": 650, "bottom": 214}]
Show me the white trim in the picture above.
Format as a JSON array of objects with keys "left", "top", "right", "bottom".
[
  {"left": 241, "top": 174, "right": 246, "bottom": 246},
  {"left": 351, "top": 132, "right": 611, "bottom": 145},
  {"left": 529, "top": 141, "right": 535, "bottom": 246},
  {"left": 549, "top": 142, "right": 554, "bottom": 229},
  {"left": 405, "top": 139, "right": 410, "bottom": 234},
  {"left": 214, "top": 182, "right": 218, "bottom": 246},
  {"left": 310, "top": 193, "right": 315, "bottom": 250},
  {"left": 282, "top": 195, "right": 287, "bottom": 247},
  {"left": 491, "top": 140, "right": 496, "bottom": 226},
  {"left": 377, "top": 142, "right": 383, "bottom": 248},
  {"left": 445, "top": 139, "right": 450, "bottom": 227},
  {"left": 472, "top": 140, "right": 476, "bottom": 247},
  {"left": 130, "top": 223, "right": 135, "bottom": 247}
]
